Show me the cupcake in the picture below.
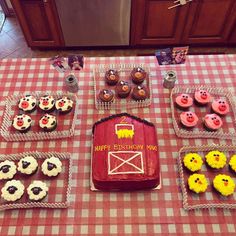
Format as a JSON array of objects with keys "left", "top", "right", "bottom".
[
  {"left": 211, "top": 98, "right": 230, "bottom": 116},
  {"left": 105, "top": 69, "right": 119, "bottom": 85},
  {"left": 1, "top": 180, "right": 25, "bottom": 202},
  {"left": 38, "top": 95, "right": 55, "bottom": 112},
  {"left": 183, "top": 153, "right": 203, "bottom": 172},
  {"left": 55, "top": 96, "right": 74, "bottom": 114},
  {"left": 194, "top": 90, "right": 211, "bottom": 106},
  {"left": 17, "top": 156, "right": 38, "bottom": 175},
  {"left": 213, "top": 174, "right": 235, "bottom": 196},
  {"left": 116, "top": 80, "right": 131, "bottom": 98},
  {"left": 203, "top": 113, "right": 223, "bottom": 131},
  {"left": 0, "top": 160, "right": 17, "bottom": 180},
  {"left": 175, "top": 94, "right": 193, "bottom": 110},
  {"left": 131, "top": 67, "right": 147, "bottom": 84},
  {"left": 27, "top": 180, "right": 48, "bottom": 201},
  {"left": 229, "top": 155, "right": 236, "bottom": 173},
  {"left": 39, "top": 114, "right": 57, "bottom": 132},
  {"left": 12, "top": 114, "right": 32, "bottom": 133},
  {"left": 98, "top": 89, "right": 114, "bottom": 103},
  {"left": 180, "top": 111, "right": 198, "bottom": 129},
  {"left": 205, "top": 150, "right": 226, "bottom": 169},
  {"left": 131, "top": 85, "right": 149, "bottom": 101},
  {"left": 188, "top": 173, "right": 208, "bottom": 193},
  {"left": 41, "top": 156, "right": 62, "bottom": 177},
  {"left": 18, "top": 95, "right": 37, "bottom": 112}
]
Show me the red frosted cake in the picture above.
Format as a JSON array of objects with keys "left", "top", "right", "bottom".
[{"left": 91, "top": 113, "right": 160, "bottom": 191}]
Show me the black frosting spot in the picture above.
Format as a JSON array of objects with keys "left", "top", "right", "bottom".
[
  {"left": 51, "top": 121, "right": 56, "bottom": 126},
  {"left": 22, "top": 161, "right": 30, "bottom": 169},
  {"left": 47, "top": 162, "right": 56, "bottom": 171},
  {"left": 7, "top": 186, "right": 17, "bottom": 194},
  {"left": 0, "top": 165, "right": 11, "bottom": 173},
  {"left": 31, "top": 187, "right": 42, "bottom": 195},
  {"left": 32, "top": 102, "right": 36, "bottom": 106}
]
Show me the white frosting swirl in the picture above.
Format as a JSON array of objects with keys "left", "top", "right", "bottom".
[{"left": 1, "top": 180, "right": 25, "bottom": 201}]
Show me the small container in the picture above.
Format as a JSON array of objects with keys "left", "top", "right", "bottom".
[
  {"left": 65, "top": 74, "right": 79, "bottom": 93},
  {"left": 163, "top": 71, "right": 177, "bottom": 89}
]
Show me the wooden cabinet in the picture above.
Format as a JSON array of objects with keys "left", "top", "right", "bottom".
[
  {"left": 131, "top": 0, "right": 236, "bottom": 46},
  {"left": 131, "top": 0, "right": 189, "bottom": 45},
  {"left": 182, "top": 0, "right": 236, "bottom": 45},
  {"left": 11, "top": 0, "right": 64, "bottom": 47}
]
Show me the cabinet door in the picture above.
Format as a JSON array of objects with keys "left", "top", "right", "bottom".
[
  {"left": 131, "top": 0, "right": 189, "bottom": 46},
  {"left": 11, "top": 0, "right": 64, "bottom": 47},
  {"left": 182, "top": 0, "right": 236, "bottom": 45}
]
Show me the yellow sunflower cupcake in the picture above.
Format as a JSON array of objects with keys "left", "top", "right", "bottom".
[
  {"left": 213, "top": 174, "right": 235, "bottom": 196},
  {"left": 205, "top": 150, "right": 226, "bottom": 169},
  {"left": 188, "top": 173, "right": 208, "bottom": 193},
  {"left": 229, "top": 155, "right": 236, "bottom": 173},
  {"left": 183, "top": 153, "right": 203, "bottom": 172}
]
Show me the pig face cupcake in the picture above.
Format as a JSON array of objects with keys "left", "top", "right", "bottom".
[
  {"left": 175, "top": 94, "right": 193, "bottom": 110},
  {"left": 194, "top": 90, "right": 211, "bottom": 106},
  {"left": 18, "top": 95, "right": 37, "bottom": 112},
  {"left": 38, "top": 95, "right": 55, "bottom": 112},
  {"left": 211, "top": 99, "right": 230, "bottom": 116},
  {"left": 180, "top": 111, "right": 198, "bottom": 129},
  {"left": 39, "top": 114, "right": 57, "bottom": 132},
  {"left": 203, "top": 113, "right": 223, "bottom": 131},
  {"left": 12, "top": 114, "right": 32, "bottom": 133},
  {"left": 55, "top": 96, "right": 74, "bottom": 114}
]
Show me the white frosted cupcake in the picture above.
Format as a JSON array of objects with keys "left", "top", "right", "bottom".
[
  {"left": 38, "top": 95, "right": 55, "bottom": 112},
  {"left": 27, "top": 180, "right": 48, "bottom": 201},
  {"left": 41, "top": 156, "right": 62, "bottom": 177},
  {"left": 17, "top": 156, "right": 38, "bottom": 175},
  {"left": 18, "top": 95, "right": 37, "bottom": 112},
  {"left": 39, "top": 114, "right": 57, "bottom": 132},
  {"left": 0, "top": 160, "right": 17, "bottom": 180},
  {"left": 12, "top": 114, "right": 32, "bottom": 133},
  {"left": 1, "top": 180, "right": 25, "bottom": 202}
]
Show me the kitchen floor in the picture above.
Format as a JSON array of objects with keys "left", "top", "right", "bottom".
[{"left": 0, "top": 16, "right": 236, "bottom": 59}]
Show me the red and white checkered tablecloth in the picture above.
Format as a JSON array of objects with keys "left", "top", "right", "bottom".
[{"left": 0, "top": 55, "right": 236, "bottom": 236}]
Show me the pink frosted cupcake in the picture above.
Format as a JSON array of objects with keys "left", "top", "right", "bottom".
[
  {"left": 180, "top": 111, "right": 199, "bottom": 129},
  {"left": 203, "top": 113, "right": 223, "bottom": 131},
  {"left": 194, "top": 90, "right": 211, "bottom": 106},
  {"left": 175, "top": 94, "right": 193, "bottom": 110},
  {"left": 211, "top": 99, "right": 230, "bottom": 116}
]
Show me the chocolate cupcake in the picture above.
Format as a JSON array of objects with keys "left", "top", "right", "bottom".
[
  {"left": 116, "top": 80, "right": 131, "bottom": 98},
  {"left": 131, "top": 67, "right": 147, "bottom": 84},
  {"left": 98, "top": 89, "right": 114, "bottom": 103},
  {"left": 27, "top": 180, "right": 48, "bottom": 201},
  {"left": 211, "top": 98, "right": 230, "bottom": 116},
  {"left": 39, "top": 114, "right": 57, "bottom": 132},
  {"left": 105, "top": 69, "right": 119, "bottom": 85},
  {"left": 55, "top": 96, "right": 74, "bottom": 114},
  {"left": 203, "top": 113, "right": 222, "bottom": 131},
  {"left": 0, "top": 160, "right": 17, "bottom": 180},
  {"left": 12, "top": 114, "right": 32, "bottom": 133},
  {"left": 17, "top": 155, "right": 38, "bottom": 175},
  {"left": 38, "top": 95, "right": 55, "bottom": 112},
  {"left": 194, "top": 90, "right": 211, "bottom": 106},
  {"left": 132, "top": 85, "right": 149, "bottom": 101},
  {"left": 18, "top": 95, "right": 37, "bottom": 112}
]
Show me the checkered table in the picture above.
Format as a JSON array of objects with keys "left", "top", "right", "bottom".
[{"left": 0, "top": 55, "right": 236, "bottom": 236}]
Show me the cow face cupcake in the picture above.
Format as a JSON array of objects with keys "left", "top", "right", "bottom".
[
  {"left": 180, "top": 111, "right": 198, "bottom": 129},
  {"left": 175, "top": 94, "right": 193, "bottom": 110},
  {"left": 188, "top": 174, "right": 208, "bottom": 194},
  {"left": 116, "top": 80, "right": 131, "bottom": 98},
  {"left": 213, "top": 174, "right": 235, "bottom": 196},
  {"left": 17, "top": 156, "right": 38, "bottom": 175},
  {"left": 194, "top": 90, "right": 211, "bottom": 106},
  {"left": 132, "top": 85, "right": 149, "bottom": 101},
  {"left": 205, "top": 150, "right": 226, "bottom": 169},
  {"left": 98, "top": 89, "right": 114, "bottom": 103},
  {"left": 1, "top": 180, "right": 25, "bottom": 202},
  {"left": 12, "top": 114, "right": 32, "bottom": 133},
  {"left": 27, "top": 180, "right": 48, "bottom": 201},
  {"left": 41, "top": 156, "right": 62, "bottom": 177},
  {"left": 38, "top": 95, "right": 55, "bottom": 112},
  {"left": 131, "top": 67, "right": 147, "bottom": 84},
  {"left": 39, "top": 114, "right": 57, "bottom": 132},
  {"left": 105, "top": 69, "right": 119, "bottom": 86},
  {"left": 183, "top": 153, "right": 203, "bottom": 172},
  {"left": 0, "top": 160, "right": 17, "bottom": 180},
  {"left": 55, "top": 96, "right": 74, "bottom": 114},
  {"left": 211, "top": 99, "right": 230, "bottom": 116},
  {"left": 203, "top": 113, "right": 222, "bottom": 131},
  {"left": 18, "top": 95, "right": 37, "bottom": 112}
]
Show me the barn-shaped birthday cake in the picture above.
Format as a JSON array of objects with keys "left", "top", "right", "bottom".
[{"left": 91, "top": 113, "right": 160, "bottom": 191}]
